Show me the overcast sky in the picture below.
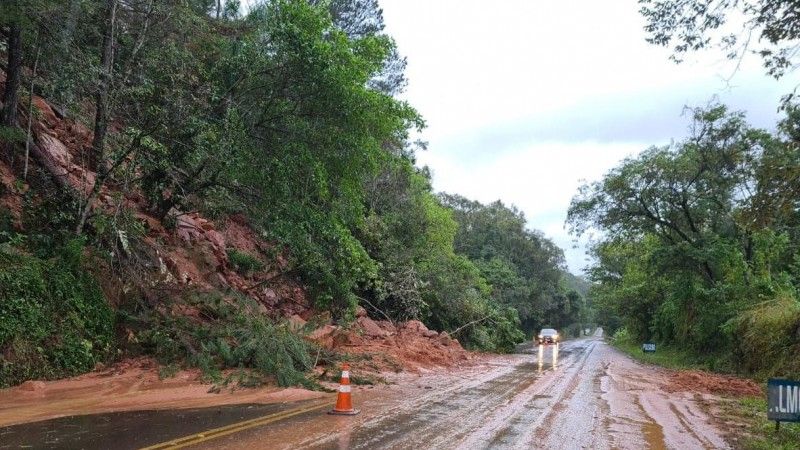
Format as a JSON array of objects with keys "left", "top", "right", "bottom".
[{"left": 378, "top": 0, "right": 794, "bottom": 274}]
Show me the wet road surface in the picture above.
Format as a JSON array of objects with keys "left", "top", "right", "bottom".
[
  {"left": 0, "top": 332, "right": 731, "bottom": 449},
  {"left": 200, "top": 333, "right": 730, "bottom": 449},
  {"left": 0, "top": 401, "right": 327, "bottom": 449}
]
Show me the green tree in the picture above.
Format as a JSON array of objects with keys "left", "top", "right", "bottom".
[
  {"left": 640, "top": 0, "right": 800, "bottom": 79},
  {"left": 569, "top": 104, "right": 800, "bottom": 357}
]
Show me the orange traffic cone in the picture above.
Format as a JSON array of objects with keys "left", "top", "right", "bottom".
[{"left": 328, "top": 363, "right": 360, "bottom": 415}]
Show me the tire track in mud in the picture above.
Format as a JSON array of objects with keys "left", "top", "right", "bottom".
[
  {"left": 523, "top": 340, "right": 612, "bottom": 450},
  {"left": 194, "top": 336, "right": 732, "bottom": 450},
  {"left": 460, "top": 343, "right": 595, "bottom": 449},
  {"left": 301, "top": 340, "right": 593, "bottom": 449},
  {"left": 599, "top": 344, "right": 730, "bottom": 450}
]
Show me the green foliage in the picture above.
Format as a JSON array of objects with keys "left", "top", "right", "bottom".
[
  {"left": 570, "top": 104, "right": 800, "bottom": 377},
  {"left": 227, "top": 248, "right": 264, "bottom": 275},
  {"left": 610, "top": 327, "right": 715, "bottom": 372},
  {"left": 609, "top": 327, "right": 631, "bottom": 346},
  {"left": 729, "top": 296, "right": 800, "bottom": 378},
  {"left": 7, "top": 0, "right": 576, "bottom": 364},
  {"left": 132, "top": 292, "right": 315, "bottom": 387},
  {"left": 733, "top": 397, "right": 800, "bottom": 450},
  {"left": 0, "top": 126, "right": 25, "bottom": 144},
  {"left": 441, "top": 194, "right": 583, "bottom": 334},
  {"left": 0, "top": 241, "right": 114, "bottom": 387},
  {"left": 640, "top": 0, "right": 800, "bottom": 80}
]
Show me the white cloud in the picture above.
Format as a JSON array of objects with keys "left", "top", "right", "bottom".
[{"left": 381, "top": 0, "right": 794, "bottom": 273}]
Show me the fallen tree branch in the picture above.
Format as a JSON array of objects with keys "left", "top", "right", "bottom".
[
  {"left": 354, "top": 295, "right": 395, "bottom": 326},
  {"left": 449, "top": 315, "right": 492, "bottom": 336},
  {"left": 243, "top": 270, "right": 283, "bottom": 291}
]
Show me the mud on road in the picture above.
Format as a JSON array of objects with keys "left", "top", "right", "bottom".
[
  {"left": 198, "top": 334, "right": 730, "bottom": 449},
  {"left": 1, "top": 334, "right": 733, "bottom": 449}
]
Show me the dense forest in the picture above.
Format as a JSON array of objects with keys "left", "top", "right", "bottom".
[
  {"left": 570, "top": 0, "right": 800, "bottom": 377},
  {"left": 0, "top": 0, "right": 588, "bottom": 387}
]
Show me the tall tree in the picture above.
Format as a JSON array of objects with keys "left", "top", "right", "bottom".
[
  {"left": 76, "top": 0, "right": 118, "bottom": 234},
  {"left": 2, "top": 16, "right": 23, "bottom": 129},
  {"left": 640, "top": 0, "right": 800, "bottom": 79},
  {"left": 91, "top": 0, "right": 117, "bottom": 169},
  {"left": 310, "top": 0, "right": 408, "bottom": 95}
]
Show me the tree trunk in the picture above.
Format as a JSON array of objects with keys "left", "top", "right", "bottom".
[
  {"left": 24, "top": 35, "right": 41, "bottom": 180},
  {"left": 216, "top": 0, "right": 222, "bottom": 19},
  {"left": 91, "top": 0, "right": 117, "bottom": 170},
  {"left": 78, "top": 0, "right": 117, "bottom": 235},
  {"left": 2, "top": 23, "right": 23, "bottom": 129}
]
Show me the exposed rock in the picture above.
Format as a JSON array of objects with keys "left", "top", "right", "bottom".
[
  {"left": 33, "top": 133, "right": 95, "bottom": 195},
  {"left": 423, "top": 330, "right": 439, "bottom": 338},
  {"left": 355, "top": 306, "right": 367, "bottom": 318},
  {"left": 377, "top": 320, "right": 397, "bottom": 333},
  {"left": 288, "top": 314, "right": 307, "bottom": 331},
  {"left": 404, "top": 320, "right": 429, "bottom": 334},
  {"left": 358, "top": 316, "right": 387, "bottom": 337},
  {"left": 214, "top": 273, "right": 230, "bottom": 289},
  {"left": 333, "top": 332, "right": 357, "bottom": 347},
  {"left": 307, "top": 325, "right": 339, "bottom": 349},
  {"left": 32, "top": 96, "right": 59, "bottom": 126}
]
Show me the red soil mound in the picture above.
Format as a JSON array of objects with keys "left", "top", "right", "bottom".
[
  {"left": 664, "top": 370, "right": 763, "bottom": 397},
  {"left": 308, "top": 313, "right": 475, "bottom": 374}
]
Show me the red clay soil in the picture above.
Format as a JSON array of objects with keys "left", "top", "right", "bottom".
[
  {"left": 664, "top": 370, "right": 763, "bottom": 397},
  {"left": 0, "top": 357, "right": 326, "bottom": 427},
  {"left": 0, "top": 161, "right": 23, "bottom": 226},
  {"left": 7, "top": 89, "right": 312, "bottom": 319},
  {"left": 307, "top": 312, "right": 476, "bottom": 374}
]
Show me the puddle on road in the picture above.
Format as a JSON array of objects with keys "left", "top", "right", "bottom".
[{"left": 642, "top": 420, "right": 667, "bottom": 450}]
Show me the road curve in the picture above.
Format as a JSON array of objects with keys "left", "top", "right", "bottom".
[{"left": 197, "top": 333, "right": 729, "bottom": 449}]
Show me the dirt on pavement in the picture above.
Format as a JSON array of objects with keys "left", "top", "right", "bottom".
[
  {"left": 0, "top": 357, "right": 325, "bottom": 428},
  {"left": 664, "top": 369, "right": 763, "bottom": 397},
  {"left": 192, "top": 334, "right": 744, "bottom": 450},
  {"left": 1, "top": 333, "right": 766, "bottom": 449},
  {"left": 310, "top": 315, "right": 477, "bottom": 375},
  {"left": 0, "top": 316, "right": 476, "bottom": 429}
]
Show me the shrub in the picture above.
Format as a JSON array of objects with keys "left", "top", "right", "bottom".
[
  {"left": 729, "top": 294, "right": 800, "bottom": 378},
  {"left": 610, "top": 327, "right": 631, "bottom": 346},
  {"left": 133, "top": 292, "right": 315, "bottom": 387},
  {"left": 0, "top": 241, "right": 115, "bottom": 387},
  {"left": 227, "top": 248, "right": 264, "bottom": 275}
]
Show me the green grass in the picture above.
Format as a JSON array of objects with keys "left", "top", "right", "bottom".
[
  {"left": 226, "top": 248, "right": 265, "bottom": 275},
  {"left": 726, "top": 397, "right": 800, "bottom": 450},
  {"left": 611, "top": 338, "right": 712, "bottom": 371}
]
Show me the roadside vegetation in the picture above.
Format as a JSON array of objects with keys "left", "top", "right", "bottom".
[
  {"left": 726, "top": 397, "right": 800, "bottom": 450},
  {"left": 0, "top": 0, "right": 590, "bottom": 387},
  {"left": 578, "top": 2, "right": 800, "bottom": 447},
  {"left": 570, "top": 0, "right": 800, "bottom": 382},
  {"left": 608, "top": 328, "right": 710, "bottom": 372}
]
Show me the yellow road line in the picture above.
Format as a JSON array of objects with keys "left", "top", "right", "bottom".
[{"left": 141, "top": 400, "right": 331, "bottom": 450}]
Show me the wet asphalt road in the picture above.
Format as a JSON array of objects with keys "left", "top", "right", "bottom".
[
  {"left": 0, "top": 333, "right": 731, "bottom": 449},
  {"left": 0, "top": 401, "right": 323, "bottom": 450},
  {"left": 196, "top": 333, "right": 729, "bottom": 449}
]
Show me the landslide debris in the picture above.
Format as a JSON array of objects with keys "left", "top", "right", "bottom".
[
  {"left": 1, "top": 89, "right": 474, "bottom": 389},
  {"left": 307, "top": 312, "right": 474, "bottom": 375},
  {"left": 664, "top": 370, "right": 763, "bottom": 397}
]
